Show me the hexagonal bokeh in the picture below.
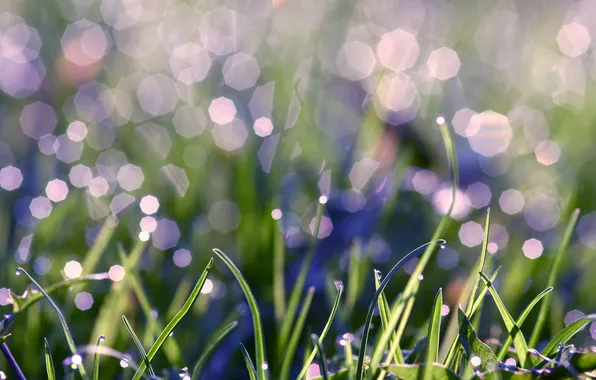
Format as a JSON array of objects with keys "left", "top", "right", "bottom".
[
  {"left": 140, "top": 195, "right": 160, "bottom": 215},
  {"left": 564, "top": 309, "right": 585, "bottom": 326},
  {"left": 169, "top": 43, "right": 212, "bottom": 84},
  {"left": 152, "top": 218, "right": 180, "bottom": 250},
  {"left": 136, "top": 122, "right": 173, "bottom": 160},
  {"left": 522, "top": 238, "right": 543, "bottom": 259},
  {"left": 466, "top": 182, "right": 492, "bottom": 209},
  {"left": 458, "top": 221, "right": 484, "bottom": 247},
  {"left": 208, "top": 200, "right": 241, "bottom": 233},
  {"left": 45, "top": 179, "right": 69, "bottom": 202},
  {"left": 426, "top": 47, "right": 461, "bottom": 80},
  {"left": 61, "top": 20, "right": 110, "bottom": 67},
  {"left": 377, "top": 28, "right": 419, "bottom": 71},
  {"left": 137, "top": 74, "right": 179, "bottom": 116},
  {"left": 67, "top": 121, "right": 88, "bottom": 142},
  {"left": 19, "top": 101, "right": 57, "bottom": 139},
  {"left": 222, "top": 52, "right": 260, "bottom": 91},
  {"left": 173, "top": 104, "right": 207, "bottom": 139},
  {"left": 452, "top": 108, "right": 477, "bottom": 137},
  {"left": 38, "top": 134, "right": 58, "bottom": 155},
  {"left": 88, "top": 177, "right": 109, "bottom": 197},
  {"left": 577, "top": 212, "right": 596, "bottom": 248},
  {"left": 376, "top": 72, "right": 418, "bottom": 112},
  {"left": 69, "top": 165, "right": 93, "bottom": 188},
  {"left": 499, "top": 189, "right": 524, "bottom": 215},
  {"left": 557, "top": 22, "right": 591, "bottom": 58},
  {"left": 30, "top": 196, "right": 52, "bottom": 219},
  {"left": 523, "top": 193, "right": 560, "bottom": 231},
  {"left": 0, "top": 166, "right": 23, "bottom": 191},
  {"left": 253, "top": 117, "right": 274, "bottom": 137},
  {"left": 534, "top": 140, "right": 561, "bottom": 166},
  {"left": 212, "top": 118, "right": 248, "bottom": 152},
  {"left": 349, "top": 159, "right": 379, "bottom": 190},
  {"left": 411, "top": 169, "right": 438, "bottom": 195},
  {"left": 117, "top": 164, "right": 144, "bottom": 191},
  {"left": 466, "top": 111, "right": 512, "bottom": 157},
  {"left": 161, "top": 164, "right": 189, "bottom": 197},
  {"left": 208, "top": 97, "right": 237, "bottom": 125},
  {"left": 56, "top": 134, "right": 83, "bottom": 163},
  {"left": 336, "top": 40, "right": 376, "bottom": 81}
]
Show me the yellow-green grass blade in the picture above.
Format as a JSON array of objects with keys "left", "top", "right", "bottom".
[
  {"left": 311, "top": 333, "right": 329, "bottom": 380},
  {"left": 240, "top": 343, "right": 258, "bottom": 380},
  {"left": 345, "top": 336, "right": 354, "bottom": 380},
  {"left": 280, "top": 286, "right": 316, "bottom": 380},
  {"left": 16, "top": 268, "right": 87, "bottom": 379},
  {"left": 297, "top": 283, "right": 343, "bottom": 379},
  {"left": 92, "top": 335, "right": 104, "bottom": 380},
  {"left": 479, "top": 272, "right": 530, "bottom": 368},
  {"left": 191, "top": 320, "right": 238, "bottom": 380},
  {"left": 373, "top": 270, "right": 403, "bottom": 364},
  {"left": 354, "top": 240, "right": 445, "bottom": 380},
  {"left": 273, "top": 215, "right": 286, "bottom": 327},
  {"left": 457, "top": 308, "right": 499, "bottom": 372},
  {"left": 528, "top": 208, "right": 580, "bottom": 349},
  {"left": 213, "top": 249, "right": 268, "bottom": 379},
  {"left": 122, "top": 315, "right": 155, "bottom": 378},
  {"left": 466, "top": 209, "right": 492, "bottom": 316},
  {"left": 426, "top": 289, "right": 443, "bottom": 365},
  {"left": 44, "top": 338, "right": 56, "bottom": 380},
  {"left": 345, "top": 241, "right": 367, "bottom": 318},
  {"left": 278, "top": 200, "right": 324, "bottom": 360},
  {"left": 496, "top": 287, "right": 553, "bottom": 360},
  {"left": 541, "top": 314, "right": 596, "bottom": 357},
  {"left": 132, "top": 258, "right": 213, "bottom": 380},
  {"left": 372, "top": 121, "right": 459, "bottom": 375}
]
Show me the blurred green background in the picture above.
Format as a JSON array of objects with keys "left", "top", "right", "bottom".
[{"left": 2, "top": 0, "right": 596, "bottom": 378}]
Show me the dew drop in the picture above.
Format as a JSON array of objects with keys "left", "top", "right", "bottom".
[
  {"left": 319, "top": 195, "right": 328, "bottom": 204},
  {"left": 71, "top": 354, "right": 82, "bottom": 365},
  {"left": 15, "top": 269, "right": 22, "bottom": 276},
  {"left": 99, "top": 335, "right": 105, "bottom": 342},
  {"left": 0, "top": 370, "right": 6, "bottom": 380},
  {"left": 261, "top": 362, "right": 269, "bottom": 370},
  {"left": 179, "top": 367, "right": 190, "bottom": 379},
  {"left": 119, "top": 359, "right": 129, "bottom": 368},
  {"left": 334, "top": 280, "right": 344, "bottom": 291},
  {"left": 470, "top": 355, "right": 482, "bottom": 367},
  {"left": 439, "top": 241, "right": 447, "bottom": 249}
]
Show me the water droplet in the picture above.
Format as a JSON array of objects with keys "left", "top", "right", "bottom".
[
  {"left": 439, "top": 240, "right": 447, "bottom": 249},
  {"left": 470, "top": 355, "right": 482, "bottom": 367},
  {"left": 99, "top": 335, "right": 105, "bottom": 342},
  {"left": 319, "top": 195, "right": 328, "bottom": 204},
  {"left": 0, "top": 370, "right": 6, "bottom": 380},
  {"left": 436, "top": 116, "right": 445, "bottom": 125},
  {"left": 557, "top": 343, "right": 565, "bottom": 351},
  {"left": 179, "top": 367, "right": 190, "bottom": 379},
  {"left": 119, "top": 359, "right": 129, "bottom": 368},
  {"left": 486, "top": 207, "right": 491, "bottom": 212},
  {"left": 334, "top": 280, "right": 344, "bottom": 290},
  {"left": 71, "top": 354, "right": 82, "bottom": 365},
  {"left": 15, "top": 269, "right": 22, "bottom": 276},
  {"left": 261, "top": 362, "right": 269, "bottom": 370}
]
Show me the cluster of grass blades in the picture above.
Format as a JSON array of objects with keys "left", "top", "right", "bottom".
[{"left": 2, "top": 125, "right": 596, "bottom": 380}]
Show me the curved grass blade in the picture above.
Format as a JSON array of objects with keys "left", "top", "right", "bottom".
[
  {"left": 297, "top": 284, "right": 343, "bottom": 380},
  {"left": 311, "top": 334, "right": 329, "bottom": 380},
  {"left": 0, "top": 340, "right": 26, "bottom": 380},
  {"left": 344, "top": 336, "right": 354, "bottom": 380},
  {"left": 122, "top": 315, "right": 155, "bottom": 378},
  {"left": 479, "top": 273, "right": 529, "bottom": 367},
  {"left": 278, "top": 200, "right": 324, "bottom": 359},
  {"left": 213, "top": 249, "right": 267, "bottom": 379},
  {"left": 44, "top": 338, "right": 55, "bottom": 380},
  {"left": 457, "top": 308, "right": 499, "bottom": 372},
  {"left": 541, "top": 315, "right": 596, "bottom": 357},
  {"left": 280, "top": 286, "right": 315, "bottom": 380},
  {"left": 373, "top": 271, "right": 403, "bottom": 364},
  {"left": 273, "top": 217, "right": 286, "bottom": 327},
  {"left": 496, "top": 287, "right": 553, "bottom": 360},
  {"left": 191, "top": 320, "right": 238, "bottom": 380},
  {"left": 529, "top": 208, "right": 580, "bottom": 349},
  {"left": 16, "top": 268, "right": 87, "bottom": 379},
  {"left": 426, "top": 289, "right": 443, "bottom": 365},
  {"left": 92, "top": 335, "right": 104, "bottom": 380},
  {"left": 240, "top": 343, "right": 258, "bottom": 380},
  {"left": 375, "top": 122, "right": 459, "bottom": 374},
  {"left": 354, "top": 240, "right": 445, "bottom": 380},
  {"left": 132, "top": 258, "right": 213, "bottom": 380}
]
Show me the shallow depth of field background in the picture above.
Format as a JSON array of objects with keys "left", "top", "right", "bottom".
[{"left": 2, "top": 0, "right": 596, "bottom": 378}]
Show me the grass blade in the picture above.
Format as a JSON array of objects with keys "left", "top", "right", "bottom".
[
  {"left": 16, "top": 268, "right": 87, "bottom": 379},
  {"left": 44, "top": 338, "right": 55, "bottom": 380},
  {"left": 273, "top": 216, "right": 286, "bottom": 327},
  {"left": 541, "top": 314, "right": 596, "bottom": 357},
  {"left": 132, "top": 258, "right": 214, "bottom": 380},
  {"left": 311, "top": 334, "right": 329, "bottom": 380},
  {"left": 345, "top": 241, "right": 368, "bottom": 318},
  {"left": 213, "top": 249, "right": 268, "bottom": 379},
  {"left": 496, "top": 287, "right": 553, "bottom": 360},
  {"left": 297, "top": 284, "right": 343, "bottom": 379},
  {"left": 479, "top": 272, "right": 530, "bottom": 367},
  {"left": 426, "top": 288, "right": 443, "bottom": 364},
  {"left": 528, "top": 208, "right": 580, "bottom": 349},
  {"left": 345, "top": 336, "right": 354, "bottom": 380},
  {"left": 192, "top": 320, "right": 238, "bottom": 379},
  {"left": 122, "top": 315, "right": 155, "bottom": 378},
  {"left": 457, "top": 308, "right": 499, "bottom": 372},
  {"left": 240, "top": 343, "right": 258, "bottom": 380},
  {"left": 280, "top": 286, "right": 315, "bottom": 380},
  {"left": 373, "top": 270, "right": 403, "bottom": 364},
  {"left": 373, "top": 121, "right": 459, "bottom": 374},
  {"left": 92, "top": 335, "right": 104, "bottom": 380},
  {"left": 278, "top": 200, "right": 324, "bottom": 359},
  {"left": 354, "top": 239, "right": 445, "bottom": 380}
]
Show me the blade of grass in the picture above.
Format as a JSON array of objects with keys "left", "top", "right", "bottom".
[
  {"left": 132, "top": 258, "right": 213, "bottom": 380},
  {"left": 541, "top": 314, "right": 596, "bottom": 357},
  {"left": 122, "top": 315, "right": 155, "bottom": 378},
  {"left": 273, "top": 216, "right": 286, "bottom": 328},
  {"left": 213, "top": 249, "right": 268, "bottom": 380},
  {"left": 280, "top": 286, "right": 316, "bottom": 380},
  {"left": 345, "top": 241, "right": 367, "bottom": 318},
  {"left": 354, "top": 239, "right": 445, "bottom": 380},
  {"left": 372, "top": 121, "right": 459, "bottom": 375},
  {"left": 191, "top": 320, "right": 238, "bottom": 380},
  {"left": 496, "top": 287, "right": 553, "bottom": 360},
  {"left": 426, "top": 289, "right": 443, "bottom": 364},
  {"left": 44, "top": 338, "right": 55, "bottom": 380},
  {"left": 278, "top": 200, "right": 324, "bottom": 359},
  {"left": 457, "top": 308, "right": 499, "bottom": 372},
  {"left": 166, "top": 278, "right": 192, "bottom": 322},
  {"left": 528, "top": 208, "right": 580, "bottom": 349},
  {"left": 373, "top": 270, "right": 403, "bottom": 364},
  {"left": 479, "top": 272, "right": 530, "bottom": 367},
  {"left": 466, "top": 209, "right": 492, "bottom": 316},
  {"left": 16, "top": 268, "right": 87, "bottom": 379},
  {"left": 240, "top": 343, "right": 258, "bottom": 380},
  {"left": 311, "top": 334, "right": 329, "bottom": 380},
  {"left": 92, "top": 335, "right": 104, "bottom": 380},
  {"left": 345, "top": 336, "right": 354, "bottom": 380}
]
